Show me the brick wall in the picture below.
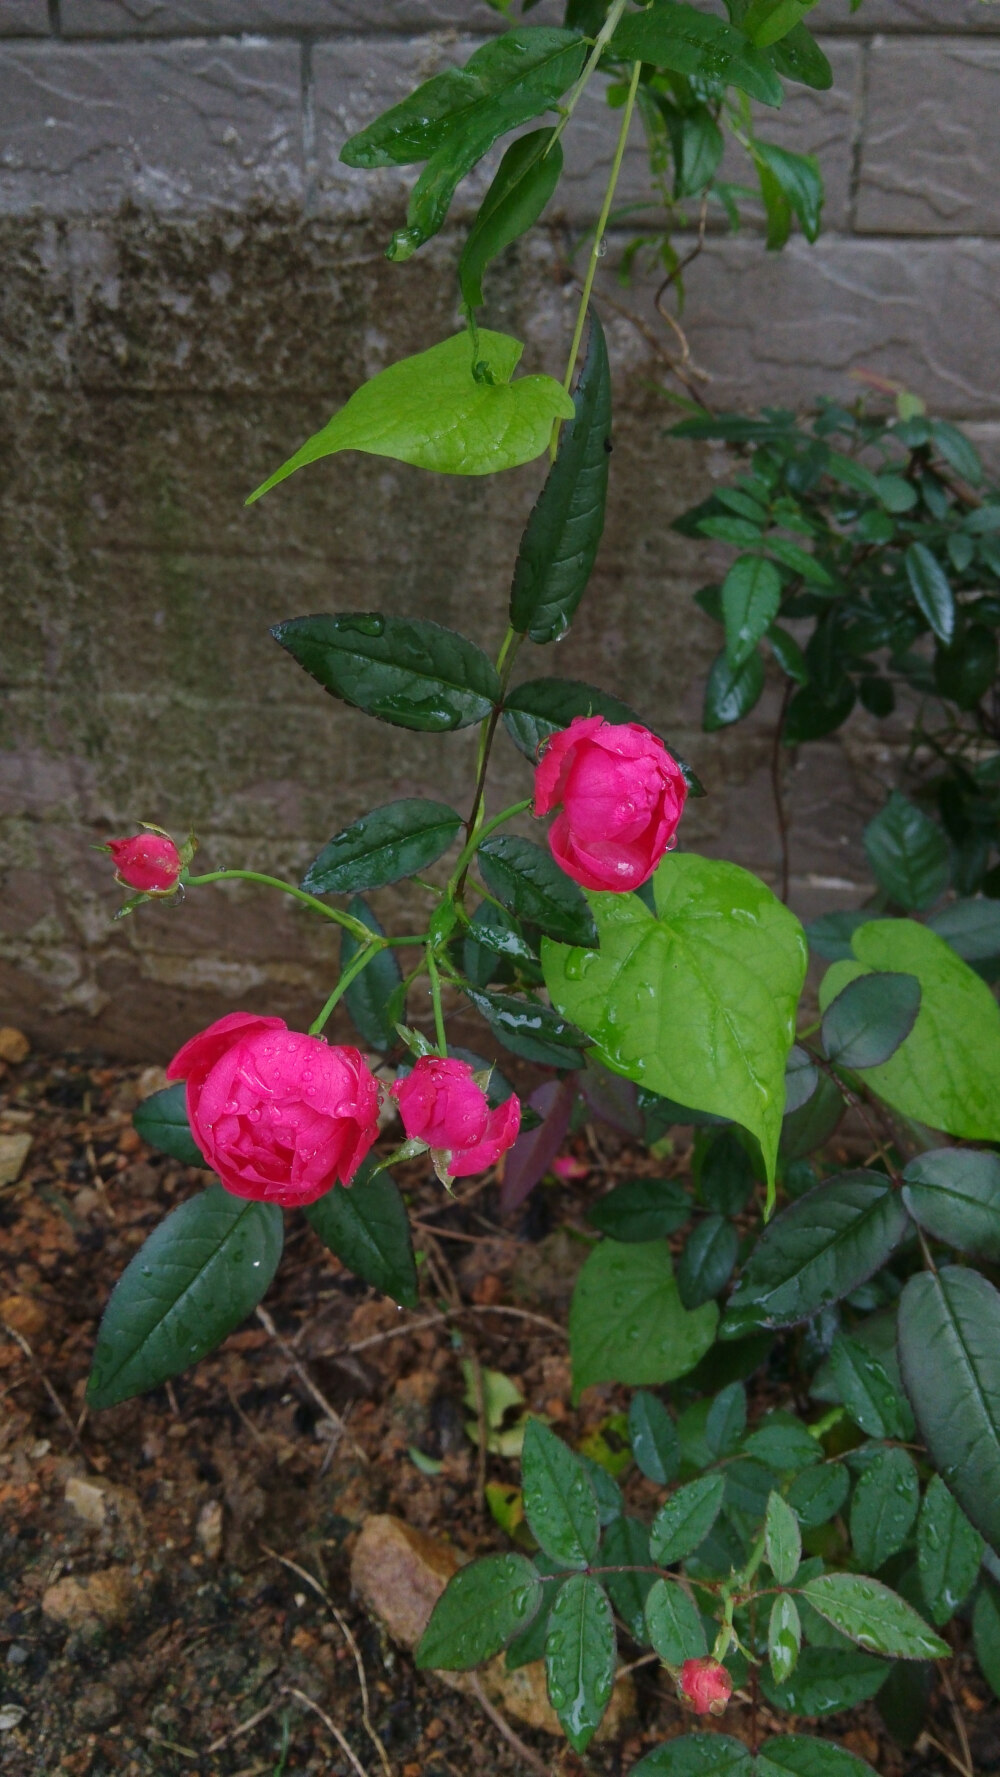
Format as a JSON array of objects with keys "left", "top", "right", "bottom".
[{"left": 1, "top": 0, "right": 997, "bottom": 1057}]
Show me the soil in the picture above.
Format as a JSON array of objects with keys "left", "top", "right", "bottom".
[{"left": 1, "top": 1046, "right": 997, "bottom": 1777}]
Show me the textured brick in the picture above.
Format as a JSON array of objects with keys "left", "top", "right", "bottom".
[
  {"left": 857, "top": 39, "right": 1000, "bottom": 235},
  {"left": 712, "top": 39, "right": 859, "bottom": 233},
  {"left": 60, "top": 0, "right": 562, "bottom": 35},
  {"left": 0, "top": 2, "right": 51, "bottom": 35},
  {"left": 0, "top": 40, "right": 303, "bottom": 214},
  {"left": 813, "top": 0, "right": 1000, "bottom": 31}
]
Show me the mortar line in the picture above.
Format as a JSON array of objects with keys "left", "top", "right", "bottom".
[
  {"left": 846, "top": 35, "right": 872, "bottom": 235},
  {"left": 46, "top": 0, "right": 61, "bottom": 35},
  {"left": 301, "top": 34, "right": 317, "bottom": 219}
]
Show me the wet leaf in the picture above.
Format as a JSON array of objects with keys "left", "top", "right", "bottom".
[
  {"left": 544, "top": 1572, "right": 615, "bottom": 1753},
  {"left": 649, "top": 1473, "right": 726, "bottom": 1564},
  {"left": 902, "top": 1147, "right": 1000, "bottom": 1260},
  {"left": 849, "top": 1447, "right": 919, "bottom": 1571},
  {"left": 629, "top": 1389, "right": 681, "bottom": 1485},
  {"left": 821, "top": 970, "right": 921, "bottom": 1069},
  {"left": 917, "top": 1475, "right": 983, "bottom": 1626},
  {"left": 645, "top": 1578, "right": 707, "bottom": 1663},
  {"left": 301, "top": 799, "right": 462, "bottom": 894},
  {"left": 863, "top": 793, "right": 949, "bottom": 911},
  {"left": 479, "top": 835, "right": 596, "bottom": 945},
  {"left": 762, "top": 1647, "right": 887, "bottom": 1717},
  {"left": 305, "top": 1159, "right": 417, "bottom": 1307},
  {"left": 766, "top": 1489, "right": 802, "bottom": 1584},
  {"left": 569, "top": 1240, "right": 718, "bottom": 1400},
  {"left": 588, "top": 1177, "right": 691, "bottom": 1243},
  {"left": 459, "top": 128, "right": 563, "bottom": 309},
  {"left": 612, "top": 0, "right": 784, "bottom": 105},
  {"left": 416, "top": 1552, "right": 542, "bottom": 1669},
  {"left": 272, "top": 613, "right": 499, "bottom": 733},
  {"left": 521, "top": 1419, "right": 600, "bottom": 1568},
  {"left": 768, "top": 1593, "right": 802, "bottom": 1685},
  {"left": 133, "top": 1082, "right": 203, "bottom": 1168},
  {"left": 800, "top": 1574, "right": 948, "bottom": 1660},
  {"left": 898, "top": 1266, "right": 1000, "bottom": 1551}
]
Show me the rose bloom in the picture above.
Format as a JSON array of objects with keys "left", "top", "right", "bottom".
[
  {"left": 105, "top": 831, "right": 183, "bottom": 893},
  {"left": 533, "top": 716, "right": 687, "bottom": 893},
  {"left": 679, "top": 1657, "right": 733, "bottom": 1717},
  {"left": 167, "top": 1013, "right": 381, "bottom": 1208},
  {"left": 392, "top": 1056, "right": 520, "bottom": 1181}
]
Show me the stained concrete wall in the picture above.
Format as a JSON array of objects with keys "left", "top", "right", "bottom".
[{"left": 1, "top": 0, "right": 998, "bottom": 1057}]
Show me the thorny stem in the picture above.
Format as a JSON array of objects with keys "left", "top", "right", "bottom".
[{"left": 546, "top": 0, "right": 630, "bottom": 158}]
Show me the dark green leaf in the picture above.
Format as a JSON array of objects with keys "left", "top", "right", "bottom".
[
  {"left": 579, "top": 1452, "right": 624, "bottom": 1528},
  {"left": 878, "top": 473, "right": 918, "bottom": 513},
  {"left": 821, "top": 970, "right": 921, "bottom": 1068},
  {"left": 272, "top": 614, "right": 500, "bottom": 733},
  {"left": 877, "top": 1658, "right": 932, "bottom": 1749},
  {"left": 744, "top": 1412, "right": 822, "bottom": 1472},
  {"left": 629, "top": 1736, "right": 752, "bottom": 1777},
  {"left": 570, "top": 1241, "right": 719, "bottom": 1399},
  {"left": 767, "top": 538, "right": 834, "bottom": 587},
  {"left": 767, "top": 20, "right": 833, "bottom": 89},
  {"left": 672, "top": 107, "right": 724, "bottom": 197},
  {"left": 743, "top": 0, "right": 814, "bottom": 49},
  {"left": 827, "top": 1335, "right": 911, "bottom": 1440},
  {"left": 133, "top": 1082, "right": 204, "bottom": 1168},
  {"left": 917, "top": 1475, "right": 983, "bottom": 1625},
  {"left": 339, "top": 897, "right": 404, "bottom": 1050},
  {"left": 302, "top": 798, "right": 461, "bottom": 895},
  {"left": 522, "top": 1419, "right": 600, "bottom": 1567},
  {"left": 87, "top": 1186, "right": 283, "bottom": 1409},
  {"left": 612, "top": 1, "right": 784, "bottom": 106},
  {"left": 725, "top": 1455, "right": 781, "bottom": 1536},
  {"left": 629, "top": 1389, "right": 681, "bottom": 1485},
  {"left": 974, "top": 1582, "right": 1000, "bottom": 1700},
  {"left": 784, "top": 677, "right": 855, "bottom": 742},
  {"left": 850, "top": 1447, "right": 920, "bottom": 1571},
  {"left": 706, "top": 1381, "right": 748, "bottom": 1456},
  {"left": 342, "top": 29, "right": 585, "bottom": 260},
  {"left": 722, "top": 555, "right": 782, "bottom": 668},
  {"left": 461, "top": 902, "right": 535, "bottom": 986},
  {"left": 505, "top": 1561, "right": 567, "bottom": 1670},
  {"left": 601, "top": 1515, "right": 655, "bottom": 1641},
  {"left": 768, "top": 625, "right": 809, "bottom": 683},
  {"left": 644, "top": 1578, "right": 707, "bottom": 1664},
  {"left": 701, "top": 1129, "right": 756, "bottom": 1213},
  {"left": 805, "top": 912, "right": 875, "bottom": 962},
  {"left": 898, "top": 1266, "right": 1000, "bottom": 1550},
  {"left": 416, "top": 1552, "right": 542, "bottom": 1669},
  {"left": 479, "top": 835, "right": 596, "bottom": 945},
  {"left": 722, "top": 1172, "right": 909, "bottom": 1338},
  {"left": 906, "top": 543, "right": 955, "bottom": 645},
  {"left": 787, "top": 1462, "right": 850, "bottom": 1529},
  {"left": 588, "top": 1178, "right": 691, "bottom": 1243},
  {"left": 703, "top": 646, "right": 765, "bottom": 729},
  {"left": 756, "top": 143, "right": 823, "bottom": 241},
  {"left": 931, "top": 419, "right": 982, "bottom": 487},
  {"left": 757, "top": 1738, "right": 878, "bottom": 1777},
  {"left": 510, "top": 311, "right": 611, "bottom": 644},
  {"left": 766, "top": 1488, "right": 802, "bottom": 1584},
  {"left": 928, "top": 898, "right": 1000, "bottom": 965},
  {"left": 768, "top": 1593, "right": 802, "bottom": 1685},
  {"left": 649, "top": 1473, "right": 726, "bottom": 1564},
  {"left": 305, "top": 1159, "right": 417, "bottom": 1307},
  {"left": 784, "top": 1045, "right": 819, "bottom": 1117},
  {"left": 762, "top": 1647, "right": 888, "bottom": 1717},
  {"left": 863, "top": 793, "right": 949, "bottom": 910},
  {"left": 902, "top": 1147, "right": 1000, "bottom": 1259},
  {"left": 544, "top": 1572, "right": 615, "bottom": 1753},
  {"left": 934, "top": 624, "right": 998, "bottom": 710},
  {"left": 463, "top": 983, "right": 587, "bottom": 1068},
  {"left": 677, "top": 1215, "right": 739, "bottom": 1309},
  {"left": 459, "top": 127, "right": 562, "bottom": 309},
  {"left": 800, "top": 1573, "right": 948, "bottom": 1659},
  {"left": 779, "top": 1069, "right": 844, "bottom": 1161},
  {"left": 501, "top": 676, "right": 696, "bottom": 788}
]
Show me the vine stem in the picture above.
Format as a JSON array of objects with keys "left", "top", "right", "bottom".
[
  {"left": 186, "top": 868, "right": 374, "bottom": 943},
  {"left": 308, "top": 942, "right": 380, "bottom": 1036},
  {"left": 456, "top": 629, "right": 525, "bottom": 901},
  {"left": 448, "top": 797, "right": 533, "bottom": 899},
  {"left": 546, "top": 0, "right": 630, "bottom": 158},
  {"left": 426, "top": 951, "right": 448, "bottom": 1056}
]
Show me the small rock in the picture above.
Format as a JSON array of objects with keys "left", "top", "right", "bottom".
[
  {"left": 0, "top": 1134, "right": 32, "bottom": 1188},
  {"left": 0, "top": 1706, "right": 26, "bottom": 1733},
  {"left": 136, "top": 1066, "right": 169, "bottom": 1099},
  {"left": 6, "top": 1646, "right": 28, "bottom": 1668},
  {"left": 65, "top": 1477, "right": 108, "bottom": 1529},
  {"left": 73, "top": 1681, "right": 119, "bottom": 1729},
  {"left": 0, "top": 1028, "right": 29, "bottom": 1065},
  {"left": 42, "top": 1567, "right": 136, "bottom": 1631},
  {"left": 0, "top": 1293, "right": 47, "bottom": 1339},
  {"left": 196, "top": 1499, "right": 224, "bottom": 1560},
  {"left": 118, "top": 1126, "right": 142, "bottom": 1155}
]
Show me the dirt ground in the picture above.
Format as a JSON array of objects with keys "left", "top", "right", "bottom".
[{"left": 1, "top": 1045, "right": 998, "bottom": 1777}]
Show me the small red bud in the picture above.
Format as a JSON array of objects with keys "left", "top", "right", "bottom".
[
  {"left": 105, "top": 830, "right": 183, "bottom": 894},
  {"left": 679, "top": 1657, "right": 732, "bottom": 1717}
]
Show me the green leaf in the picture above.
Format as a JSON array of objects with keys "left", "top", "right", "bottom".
[
  {"left": 509, "top": 311, "right": 611, "bottom": 644},
  {"left": 768, "top": 1594, "right": 802, "bottom": 1686},
  {"left": 905, "top": 543, "right": 955, "bottom": 644},
  {"left": 543, "top": 853, "right": 807, "bottom": 1193},
  {"left": 762, "top": 1646, "right": 888, "bottom": 1717},
  {"left": 459, "top": 127, "right": 562, "bottom": 310},
  {"left": 463, "top": 983, "right": 587, "bottom": 1068},
  {"left": 784, "top": 676, "right": 855, "bottom": 743},
  {"left": 600, "top": 1516, "right": 655, "bottom": 1640},
  {"left": 917, "top": 1475, "right": 983, "bottom": 1625},
  {"left": 902, "top": 1147, "right": 1000, "bottom": 1260},
  {"left": 877, "top": 473, "right": 918, "bottom": 514},
  {"left": 721, "top": 1172, "right": 909, "bottom": 1339},
  {"left": 722, "top": 555, "right": 783, "bottom": 668},
  {"left": 133, "top": 1082, "right": 204, "bottom": 1168},
  {"left": 743, "top": 0, "right": 815, "bottom": 47},
  {"left": 766, "top": 1489, "right": 802, "bottom": 1584},
  {"left": 301, "top": 799, "right": 462, "bottom": 895},
  {"left": 502, "top": 676, "right": 703, "bottom": 794},
  {"left": 630, "top": 1736, "right": 753, "bottom": 1777},
  {"left": 768, "top": 625, "right": 809, "bottom": 683},
  {"left": 934, "top": 625, "right": 998, "bottom": 710},
  {"left": 800, "top": 1574, "right": 949, "bottom": 1660},
  {"left": 478, "top": 835, "right": 596, "bottom": 946},
  {"left": 87, "top": 1185, "right": 283, "bottom": 1409},
  {"left": 701, "top": 1129, "right": 757, "bottom": 1213},
  {"left": 649, "top": 1472, "right": 726, "bottom": 1564},
  {"left": 805, "top": 912, "right": 875, "bottom": 962},
  {"left": 544, "top": 1572, "right": 615, "bottom": 1753},
  {"left": 339, "top": 896, "right": 403, "bottom": 1052},
  {"left": 768, "top": 21, "right": 833, "bottom": 90},
  {"left": 850, "top": 1447, "right": 920, "bottom": 1571},
  {"left": 827, "top": 1335, "right": 911, "bottom": 1440},
  {"left": 521, "top": 1419, "right": 600, "bottom": 1568},
  {"left": 706, "top": 1381, "right": 748, "bottom": 1456},
  {"left": 767, "top": 538, "right": 834, "bottom": 587},
  {"left": 744, "top": 1412, "right": 822, "bottom": 1472},
  {"left": 677, "top": 1215, "right": 739, "bottom": 1308},
  {"left": 416, "top": 1552, "right": 542, "bottom": 1669},
  {"left": 974, "top": 1582, "right": 1000, "bottom": 1699},
  {"left": 341, "top": 28, "right": 585, "bottom": 260},
  {"left": 821, "top": 970, "right": 921, "bottom": 1069},
  {"left": 756, "top": 143, "right": 823, "bottom": 242},
  {"left": 758, "top": 156, "right": 792, "bottom": 250},
  {"left": 272, "top": 613, "right": 500, "bottom": 733},
  {"left": 588, "top": 1178, "right": 691, "bottom": 1243},
  {"left": 248, "top": 331, "right": 574, "bottom": 497},
  {"left": 629, "top": 1389, "right": 681, "bottom": 1485},
  {"left": 612, "top": 0, "right": 784, "bottom": 106},
  {"left": 787, "top": 1462, "right": 849, "bottom": 1529},
  {"left": 671, "top": 107, "right": 724, "bottom": 197},
  {"left": 817, "top": 920, "right": 1000, "bottom": 1143},
  {"left": 569, "top": 1240, "right": 718, "bottom": 1399},
  {"left": 644, "top": 1578, "right": 707, "bottom": 1664},
  {"left": 757, "top": 1738, "right": 878, "bottom": 1777},
  {"left": 863, "top": 793, "right": 949, "bottom": 910},
  {"left": 703, "top": 647, "right": 765, "bottom": 730},
  {"left": 898, "top": 1266, "right": 1000, "bottom": 1551},
  {"left": 304, "top": 1159, "right": 417, "bottom": 1307},
  {"left": 931, "top": 419, "right": 982, "bottom": 487}
]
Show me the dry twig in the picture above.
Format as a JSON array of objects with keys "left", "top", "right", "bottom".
[
  {"left": 284, "top": 1686, "right": 370, "bottom": 1777},
  {"left": 1, "top": 1320, "right": 94, "bottom": 1465},
  {"left": 467, "top": 1674, "right": 549, "bottom": 1777},
  {"left": 255, "top": 1304, "right": 367, "bottom": 1464}
]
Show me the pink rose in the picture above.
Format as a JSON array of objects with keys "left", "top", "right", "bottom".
[
  {"left": 679, "top": 1657, "right": 732, "bottom": 1717},
  {"left": 105, "top": 831, "right": 183, "bottom": 893},
  {"left": 167, "top": 1013, "right": 381, "bottom": 1208},
  {"left": 392, "top": 1057, "right": 521, "bottom": 1181},
  {"left": 533, "top": 716, "right": 687, "bottom": 893}
]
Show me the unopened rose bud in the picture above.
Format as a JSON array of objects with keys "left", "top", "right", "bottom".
[
  {"left": 678, "top": 1657, "right": 732, "bottom": 1717},
  {"left": 392, "top": 1056, "right": 520, "bottom": 1182},
  {"left": 533, "top": 716, "right": 687, "bottom": 893},
  {"left": 104, "top": 827, "right": 187, "bottom": 894}
]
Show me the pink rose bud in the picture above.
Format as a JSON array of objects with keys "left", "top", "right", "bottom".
[
  {"left": 679, "top": 1657, "right": 733, "bottom": 1717},
  {"left": 392, "top": 1056, "right": 521, "bottom": 1181},
  {"left": 551, "top": 1154, "right": 589, "bottom": 1181},
  {"left": 105, "top": 830, "right": 184, "bottom": 894},
  {"left": 533, "top": 716, "right": 688, "bottom": 893},
  {"left": 167, "top": 1013, "right": 381, "bottom": 1208}
]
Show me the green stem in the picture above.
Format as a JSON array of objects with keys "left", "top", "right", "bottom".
[
  {"left": 186, "top": 869, "right": 373, "bottom": 943},
  {"left": 309, "top": 943, "right": 380, "bottom": 1036},
  {"left": 457, "top": 626, "right": 524, "bottom": 901},
  {"left": 426, "top": 951, "right": 448, "bottom": 1056},
  {"left": 546, "top": 0, "right": 630, "bottom": 158},
  {"left": 448, "top": 798, "right": 533, "bottom": 898}
]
